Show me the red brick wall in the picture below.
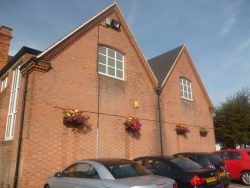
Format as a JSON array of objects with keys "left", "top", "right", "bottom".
[
  {"left": 0, "top": 53, "right": 34, "bottom": 188},
  {"left": 17, "top": 13, "right": 160, "bottom": 188},
  {"left": 160, "top": 49, "right": 215, "bottom": 155}
]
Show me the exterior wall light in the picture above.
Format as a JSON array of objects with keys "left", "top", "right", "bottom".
[{"left": 111, "top": 19, "right": 121, "bottom": 31}]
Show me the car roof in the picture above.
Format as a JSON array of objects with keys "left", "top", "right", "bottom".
[
  {"left": 216, "top": 149, "right": 250, "bottom": 152},
  {"left": 77, "top": 158, "right": 135, "bottom": 165},
  {"left": 134, "top": 156, "right": 178, "bottom": 160},
  {"left": 176, "top": 152, "right": 212, "bottom": 155}
]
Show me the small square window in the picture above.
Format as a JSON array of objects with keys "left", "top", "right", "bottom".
[
  {"left": 108, "top": 57, "right": 115, "bottom": 67},
  {"left": 98, "top": 64, "right": 106, "bottom": 74},
  {"left": 108, "top": 67, "right": 115, "bottom": 76}
]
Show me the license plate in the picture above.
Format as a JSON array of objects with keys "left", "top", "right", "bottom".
[
  {"left": 219, "top": 172, "right": 226, "bottom": 177},
  {"left": 206, "top": 176, "right": 216, "bottom": 183}
]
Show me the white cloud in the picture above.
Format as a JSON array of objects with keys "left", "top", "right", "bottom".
[
  {"left": 237, "top": 38, "right": 250, "bottom": 51},
  {"left": 217, "top": 0, "right": 244, "bottom": 40},
  {"left": 218, "top": 16, "right": 237, "bottom": 38}
]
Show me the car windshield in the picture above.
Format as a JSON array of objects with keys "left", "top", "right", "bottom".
[
  {"left": 170, "top": 158, "right": 202, "bottom": 170},
  {"left": 105, "top": 163, "right": 150, "bottom": 179}
]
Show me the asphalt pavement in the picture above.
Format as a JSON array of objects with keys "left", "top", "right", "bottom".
[{"left": 229, "top": 183, "right": 249, "bottom": 188}]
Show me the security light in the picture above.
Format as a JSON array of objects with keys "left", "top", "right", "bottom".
[{"left": 111, "top": 19, "right": 121, "bottom": 31}]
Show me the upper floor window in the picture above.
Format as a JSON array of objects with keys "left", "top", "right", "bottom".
[
  {"left": 1, "top": 75, "right": 8, "bottom": 92},
  {"left": 179, "top": 78, "right": 193, "bottom": 100},
  {"left": 98, "top": 46, "right": 124, "bottom": 80},
  {"left": 5, "top": 66, "right": 21, "bottom": 140}
]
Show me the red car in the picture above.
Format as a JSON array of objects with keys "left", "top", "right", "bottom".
[{"left": 214, "top": 149, "right": 250, "bottom": 185}]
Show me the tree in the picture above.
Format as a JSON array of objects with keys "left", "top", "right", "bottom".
[{"left": 214, "top": 88, "right": 250, "bottom": 149}]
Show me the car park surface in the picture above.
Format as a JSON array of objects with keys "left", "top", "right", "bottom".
[
  {"left": 44, "top": 158, "right": 177, "bottom": 188},
  {"left": 174, "top": 152, "right": 231, "bottom": 187},
  {"left": 134, "top": 156, "right": 223, "bottom": 188},
  {"left": 214, "top": 149, "right": 250, "bottom": 185}
]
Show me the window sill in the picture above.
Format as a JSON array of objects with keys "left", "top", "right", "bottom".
[
  {"left": 1, "top": 140, "right": 13, "bottom": 146},
  {"left": 181, "top": 97, "right": 194, "bottom": 102}
]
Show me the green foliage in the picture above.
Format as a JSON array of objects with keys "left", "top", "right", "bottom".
[{"left": 214, "top": 88, "right": 250, "bottom": 149}]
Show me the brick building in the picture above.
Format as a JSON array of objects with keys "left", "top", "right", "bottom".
[{"left": 0, "top": 3, "right": 215, "bottom": 188}]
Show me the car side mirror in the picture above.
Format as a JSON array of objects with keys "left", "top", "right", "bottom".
[{"left": 54, "top": 172, "right": 62, "bottom": 177}]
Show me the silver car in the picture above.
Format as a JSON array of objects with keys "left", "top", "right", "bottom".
[{"left": 44, "top": 158, "right": 177, "bottom": 188}]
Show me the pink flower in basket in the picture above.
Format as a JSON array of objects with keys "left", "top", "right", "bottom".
[
  {"left": 175, "top": 122, "right": 190, "bottom": 134},
  {"left": 124, "top": 117, "right": 142, "bottom": 133},
  {"left": 63, "top": 109, "right": 89, "bottom": 125}
]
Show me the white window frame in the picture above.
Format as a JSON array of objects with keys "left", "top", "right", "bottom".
[
  {"left": 98, "top": 46, "right": 124, "bottom": 80},
  {"left": 1, "top": 75, "right": 8, "bottom": 92},
  {"left": 5, "top": 65, "right": 21, "bottom": 140},
  {"left": 179, "top": 77, "right": 193, "bottom": 101}
]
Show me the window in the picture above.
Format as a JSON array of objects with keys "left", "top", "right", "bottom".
[
  {"left": 5, "top": 66, "right": 21, "bottom": 140},
  {"left": 98, "top": 46, "right": 124, "bottom": 80},
  {"left": 105, "top": 163, "right": 149, "bottom": 179},
  {"left": 179, "top": 78, "right": 193, "bottom": 100},
  {"left": 1, "top": 76, "right": 8, "bottom": 92},
  {"left": 62, "top": 163, "right": 100, "bottom": 179},
  {"left": 224, "top": 152, "right": 242, "bottom": 160}
]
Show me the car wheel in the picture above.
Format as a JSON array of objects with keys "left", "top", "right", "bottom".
[
  {"left": 44, "top": 184, "right": 50, "bottom": 188},
  {"left": 241, "top": 171, "right": 250, "bottom": 185}
]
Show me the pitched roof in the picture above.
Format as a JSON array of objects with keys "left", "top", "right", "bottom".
[
  {"left": 148, "top": 45, "right": 184, "bottom": 87},
  {"left": 36, "top": 2, "right": 158, "bottom": 87},
  {"left": 0, "top": 47, "right": 41, "bottom": 77}
]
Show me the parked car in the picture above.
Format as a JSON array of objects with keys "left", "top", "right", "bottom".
[
  {"left": 134, "top": 156, "right": 223, "bottom": 188},
  {"left": 44, "top": 158, "right": 177, "bottom": 188},
  {"left": 174, "top": 152, "right": 231, "bottom": 187},
  {"left": 214, "top": 149, "right": 250, "bottom": 185}
]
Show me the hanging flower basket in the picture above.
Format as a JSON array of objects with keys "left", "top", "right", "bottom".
[
  {"left": 199, "top": 126, "right": 208, "bottom": 137},
  {"left": 124, "top": 117, "right": 142, "bottom": 133},
  {"left": 63, "top": 109, "right": 89, "bottom": 126},
  {"left": 175, "top": 122, "right": 190, "bottom": 135}
]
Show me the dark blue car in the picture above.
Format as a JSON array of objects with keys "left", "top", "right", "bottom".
[{"left": 134, "top": 156, "right": 223, "bottom": 188}]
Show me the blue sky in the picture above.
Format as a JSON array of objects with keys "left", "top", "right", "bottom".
[{"left": 1, "top": 0, "right": 250, "bottom": 106}]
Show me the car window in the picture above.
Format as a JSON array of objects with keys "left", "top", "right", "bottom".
[
  {"left": 148, "top": 160, "right": 169, "bottom": 175},
  {"left": 170, "top": 158, "right": 202, "bottom": 170},
  {"left": 135, "top": 159, "right": 143, "bottom": 165},
  {"left": 207, "top": 154, "right": 223, "bottom": 165},
  {"left": 62, "top": 163, "right": 100, "bottom": 179},
  {"left": 224, "top": 152, "right": 242, "bottom": 160},
  {"left": 214, "top": 152, "right": 224, "bottom": 159},
  {"left": 105, "top": 163, "right": 149, "bottom": 179}
]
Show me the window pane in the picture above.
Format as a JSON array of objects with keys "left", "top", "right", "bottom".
[
  {"left": 184, "top": 92, "right": 188, "bottom": 98},
  {"left": 108, "top": 67, "right": 115, "bottom": 76},
  {"left": 99, "top": 46, "right": 106, "bottom": 54},
  {"left": 98, "top": 64, "right": 106, "bottom": 74},
  {"left": 108, "top": 49, "right": 115, "bottom": 58},
  {"left": 116, "top": 70, "right": 123, "bottom": 78},
  {"left": 116, "top": 61, "right": 123, "bottom": 69},
  {"left": 108, "top": 57, "right": 115, "bottom": 67},
  {"left": 183, "top": 86, "right": 187, "bottom": 92},
  {"left": 99, "top": 54, "right": 106, "bottom": 64},
  {"left": 117, "top": 53, "right": 123, "bottom": 61}
]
